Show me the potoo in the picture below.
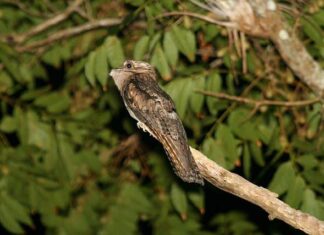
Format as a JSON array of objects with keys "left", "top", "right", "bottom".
[{"left": 110, "top": 60, "right": 203, "bottom": 185}]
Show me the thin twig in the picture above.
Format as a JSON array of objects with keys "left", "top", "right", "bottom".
[
  {"left": 156, "top": 11, "right": 235, "bottom": 28},
  {"left": 7, "top": 0, "right": 84, "bottom": 44},
  {"left": 16, "top": 18, "right": 122, "bottom": 52},
  {"left": 190, "top": 147, "right": 324, "bottom": 235},
  {"left": 197, "top": 90, "right": 320, "bottom": 107}
]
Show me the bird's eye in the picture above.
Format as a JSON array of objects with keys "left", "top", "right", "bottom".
[{"left": 126, "top": 63, "right": 132, "bottom": 69}]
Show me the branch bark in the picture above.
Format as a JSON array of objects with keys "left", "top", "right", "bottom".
[
  {"left": 197, "top": 90, "right": 321, "bottom": 107},
  {"left": 16, "top": 18, "right": 122, "bottom": 52},
  {"left": 190, "top": 147, "right": 324, "bottom": 235},
  {"left": 7, "top": 0, "right": 84, "bottom": 44}
]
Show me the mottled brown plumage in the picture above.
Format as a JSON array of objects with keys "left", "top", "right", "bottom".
[{"left": 110, "top": 60, "right": 203, "bottom": 185}]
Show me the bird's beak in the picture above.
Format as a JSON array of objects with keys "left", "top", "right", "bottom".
[{"left": 109, "top": 68, "right": 121, "bottom": 78}]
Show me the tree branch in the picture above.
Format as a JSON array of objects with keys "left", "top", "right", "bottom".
[
  {"left": 197, "top": 90, "right": 321, "bottom": 107},
  {"left": 190, "top": 147, "right": 324, "bottom": 235},
  {"left": 7, "top": 0, "right": 84, "bottom": 44},
  {"left": 16, "top": 18, "right": 122, "bottom": 52},
  {"left": 186, "top": 0, "right": 324, "bottom": 100}
]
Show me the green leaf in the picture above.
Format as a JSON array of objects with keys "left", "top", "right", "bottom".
[
  {"left": 163, "top": 32, "right": 178, "bottom": 68},
  {"left": 171, "top": 25, "right": 196, "bottom": 62},
  {"left": 0, "top": 203, "right": 23, "bottom": 234},
  {"left": 206, "top": 72, "right": 222, "bottom": 115},
  {"left": 228, "top": 109, "right": 258, "bottom": 141},
  {"left": 188, "top": 190, "right": 204, "bottom": 213},
  {"left": 171, "top": 183, "right": 188, "bottom": 219},
  {"left": 249, "top": 141, "right": 265, "bottom": 167},
  {"left": 201, "top": 137, "right": 226, "bottom": 168},
  {"left": 217, "top": 124, "right": 239, "bottom": 166},
  {"left": 161, "top": 0, "right": 174, "bottom": 10},
  {"left": 0, "top": 116, "right": 16, "bottom": 133},
  {"left": 149, "top": 32, "right": 162, "bottom": 52},
  {"left": 104, "top": 36, "right": 125, "bottom": 68},
  {"left": 134, "top": 35, "right": 149, "bottom": 60},
  {"left": 34, "top": 92, "right": 70, "bottom": 113},
  {"left": 297, "top": 154, "right": 318, "bottom": 170},
  {"left": 163, "top": 78, "right": 192, "bottom": 119},
  {"left": 285, "top": 176, "right": 306, "bottom": 208},
  {"left": 0, "top": 71, "right": 13, "bottom": 92},
  {"left": 307, "top": 113, "right": 321, "bottom": 138},
  {"left": 204, "top": 25, "right": 220, "bottom": 42},
  {"left": 42, "top": 46, "right": 61, "bottom": 67},
  {"left": 313, "top": 10, "right": 324, "bottom": 27},
  {"left": 85, "top": 51, "right": 96, "bottom": 86},
  {"left": 1, "top": 193, "right": 32, "bottom": 226},
  {"left": 301, "top": 189, "right": 321, "bottom": 218},
  {"left": 47, "top": 94, "right": 70, "bottom": 113},
  {"left": 151, "top": 43, "right": 171, "bottom": 80},
  {"left": 14, "top": 107, "right": 28, "bottom": 145},
  {"left": 189, "top": 76, "right": 205, "bottom": 113},
  {"left": 243, "top": 143, "right": 251, "bottom": 178},
  {"left": 302, "top": 18, "right": 323, "bottom": 46},
  {"left": 268, "top": 162, "right": 295, "bottom": 195},
  {"left": 95, "top": 47, "right": 109, "bottom": 87}
]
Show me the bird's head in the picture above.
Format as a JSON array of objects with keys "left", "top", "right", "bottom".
[{"left": 110, "top": 60, "right": 156, "bottom": 91}]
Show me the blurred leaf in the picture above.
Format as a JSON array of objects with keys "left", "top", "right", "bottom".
[
  {"left": 285, "top": 176, "right": 306, "bottom": 208},
  {"left": 313, "top": 10, "right": 324, "bottom": 26},
  {"left": 190, "top": 76, "right": 205, "bottom": 113},
  {"left": 0, "top": 203, "right": 23, "bottom": 234},
  {"left": 243, "top": 143, "right": 251, "bottom": 178},
  {"left": 228, "top": 109, "right": 258, "bottom": 141},
  {"left": 249, "top": 141, "right": 265, "bottom": 167},
  {"left": 0, "top": 71, "right": 13, "bottom": 92},
  {"left": 164, "top": 78, "right": 192, "bottom": 119},
  {"left": 206, "top": 72, "right": 222, "bottom": 115},
  {"left": 302, "top": 18, "right": 324, "bottom": 46},
  {"left": 104, "top": 36, "right": 125, "bottom": 68},
  {"left": 85, "top": 51, "right": 96, "bottom": 86},
  {"left": 188, "top": 189, "right": 204, "bottom": 213},
  {"left": 297, "top": 154, "right": 318, "bottom": 170},
  {"left": 300, "top": 189, "right": 322, "bottom": 219},
  {"left": 102, "top": 183, "right": 153, "bottom": 234},
  {"left": 202, "top": 137, "right": 226, "bottom": 167},
  {"left": 163, "top": 32, "right": 178, "bottom": 68},
  {"left": 151, "top": 43, "right": 171, "bottom": 80},
  {"left": 1, "top": 192, "right": 32, "bottom": 226},
  {"left": 171, "top": 25, "right": 196, "bottom": 62},
  {"left": 171, "top": 183, "right": 188, "bottom": 220},
  {"left": 134, "top": 35, "right": 150, "bottom": 60},
  {"left": 268, "top": 162, "right": 295, "bottom": 195},
  {"left": 149, "top": 32, "right": 162, "bottom": 52},
  {"left": 95, "top": 47, "right": 109, "bottom": 87},
  {"left": 0, "top": 116, "right": 16, "bottom": 133},
  {"left": 217, "top": 124, "right": 239, "bottom": 166}
]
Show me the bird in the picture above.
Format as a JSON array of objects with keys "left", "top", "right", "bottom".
[{"left": 110, "top": 60, "right": 204, "bottom": 185}]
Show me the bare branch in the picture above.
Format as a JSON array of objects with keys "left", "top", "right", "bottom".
[
  {"left": 157, "top": 11, "right": 235, "bottom": 27},
  {"left": 197, "top": 90, "right": 321, "bottom": 107},
  {"left": 190, "top": 147, "right": 324, "bottom": 235},
  {"left": 16, "top": 18, "right": 122, "bottom": 52}
]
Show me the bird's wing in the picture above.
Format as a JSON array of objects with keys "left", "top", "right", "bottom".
[{"left": 123, "top": 77, "right": 203, "bottom": 184}]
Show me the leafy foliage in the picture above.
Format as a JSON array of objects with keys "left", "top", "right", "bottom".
[{"left": 0, "top": 0, "right": 324, "bottom": 234}]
